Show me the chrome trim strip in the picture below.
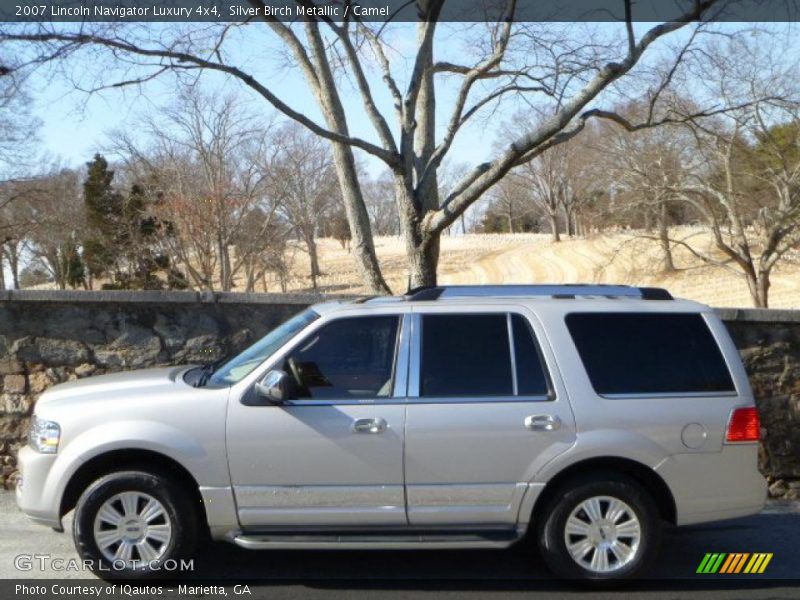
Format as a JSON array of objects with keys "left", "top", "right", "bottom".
[
  {"left": 601, "top": 391, "right": 739, "bottom": 399},
  {"left": 406, "top": 483, "right": 517, "bottom": 507},
  {"left": 232, "top": 536, "right": 517, "bottom": 550},
  {"left": 235, "top": 485, "right": 404, "bottom": 509},
  {"left": 272, "top": 395, "right": 552, "bottom": 406},
  {"left": 407, "top": 313, "right": 422, "bottom": 398},
  {"left": 507, "top": 313, "right": 518, "bottom": 396},
  {"left": 237, "top": 506, "right": 407, "bottom": 527},
  {"left": 392, "top": 313, "right": 412, "bottom": 398}
]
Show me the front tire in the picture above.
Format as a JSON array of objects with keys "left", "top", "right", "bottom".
[
  {"left": 536, "top": 474, "right": 661, "bottom": 582},
  {"left": 73, "top": 470, "right": 198, "bottom": 580}
]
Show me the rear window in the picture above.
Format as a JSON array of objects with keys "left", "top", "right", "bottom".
[{"left": 565, "top": 312, "right": 735, "bottom": 396}]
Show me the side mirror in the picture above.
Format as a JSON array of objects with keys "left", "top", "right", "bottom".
[{"left": 255, "top": 369, "right": 292, "bottom": 404}]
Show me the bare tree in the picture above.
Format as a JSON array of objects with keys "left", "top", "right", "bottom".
[
  {"left": 234, "top": 207, "right": 290, "bottom": 292},
  {"left": 482, "top": 175, "right": 539, "bottom": 234},
  {"left": 110, "top": 90, "right": 274, "bottom": 291},
  {"left": 1, "top": 0, "right": 739, "bottom": 292},
  {"left": 660, "top": 36, "right": 800, "bottom": 307},
  {"left": 363, "top": 171, "right": 400, "bottom": 237},
  {"left": 509, "top": 141, "right": 572, "bottom": 242},
  {"left": 16, "top": 168, "right": 86, "bottom": 289},
  {"left": 263, "top": 123, "right": 339, "bottom": 290},
  {"left": 600, "top": 103, "right": 695, "bottom": 272},
  {"left": 0, "top": 61, "right": 39, "bottom": 176}
]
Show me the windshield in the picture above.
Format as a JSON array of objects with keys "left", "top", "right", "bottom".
[{"left": 208, "top": 308, "right": 320, "bottom": 385}]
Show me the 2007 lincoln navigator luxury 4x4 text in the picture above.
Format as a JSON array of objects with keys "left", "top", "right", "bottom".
[{"left": 16, "top": 284, "right": 766, "bottom": 581}]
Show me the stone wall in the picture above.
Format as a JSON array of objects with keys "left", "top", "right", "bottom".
[
  {"left": 717, "top": 308, "right": 800, "bottom": 499},
  {"left": 1, "top": 291, "right": 798, "bottom": 499},
  {"left": 0, "top": 290, "right": 331, "bottom": 489}
]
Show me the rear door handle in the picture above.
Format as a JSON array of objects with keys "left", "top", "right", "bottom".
[
  {"left": 352, "top": 417, "right": 387, "bottom": 434},
  {"left": 524, "top": 415, "right": 561, "bottom": 431}
]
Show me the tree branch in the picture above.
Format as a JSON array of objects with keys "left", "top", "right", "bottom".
[{"left": 1, "top": 29, "right": 400, "bottom": 165}]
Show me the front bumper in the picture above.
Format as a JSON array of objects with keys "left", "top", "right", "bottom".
[{"left": 15, "top": 445, "right": 62, "bottom": 529}]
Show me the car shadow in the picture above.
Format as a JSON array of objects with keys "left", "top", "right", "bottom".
[{"left": 180, "top": 513, "right": 799, "bottom": 591}]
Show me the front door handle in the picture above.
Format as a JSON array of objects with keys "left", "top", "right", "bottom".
[
  {"left": 352, "top": 417, "right": 387, "bottom": 434},
  {"left": 524, "top": 414, "right": 561, "bottom": 431}
]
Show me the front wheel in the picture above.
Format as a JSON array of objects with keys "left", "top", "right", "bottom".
[
  {"left": 536, "top": 475, "right": 661, "bottom": 581},
  {"left": 73, "top": 470, "right": 198, "bottom": 580}
]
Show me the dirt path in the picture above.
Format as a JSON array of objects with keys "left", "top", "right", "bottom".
[{"left": 438, "top": 233, "right": 800, "bottom": 308}]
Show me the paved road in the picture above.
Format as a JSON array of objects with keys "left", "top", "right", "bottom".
[{"left": 1, "top": 493, "right": 798, "bottom": 599}]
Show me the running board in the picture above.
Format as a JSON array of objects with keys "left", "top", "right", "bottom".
[{"left": 231, "top": 530, "right": 520, "bottom": 550}]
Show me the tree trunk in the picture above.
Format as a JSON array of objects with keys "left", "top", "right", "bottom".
[
  {"left": 306, "top": 234, "right": 320, "bottom": 290},
  {"left": 7, "top": 244, "right": 20, "bottom": 289},
  {"left": 0, "top": 249, "right": 5, "bottom": 290},
  {"left": 395, "top": 177, "right": 441, "bottom": 289},
  {"left": 743, "top": 267, "right": 769, "bottom": 308},
  {"left": 658, "top": 202, "right": 675, "bottom": 272},
  {"left": 548, "top": 212, "right": 561, "bottom": 242},
  {"left": 407, "top": 236, "right": 440, "bottom": 290},
  {"left": 756, "top": 270, "right": 770, "bottom": 308},
  {"left": 302, "top": 24, "right": 391, "bottom": 295},
  {"left": 217, "top": 231, "right": 228, "bottom": 291}
]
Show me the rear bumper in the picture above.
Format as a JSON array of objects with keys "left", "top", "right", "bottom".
[
  {"left": 655, "top": 444, "right": 767, "bottom": 526},
  {"left": 15, "top": 445, "right": 62, "bottom": 529}
]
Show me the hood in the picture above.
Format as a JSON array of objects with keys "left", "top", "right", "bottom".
[{"left": 36, "top": 366, "right": 193, "bottom": 408}]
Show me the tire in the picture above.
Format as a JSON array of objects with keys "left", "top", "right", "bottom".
[
  {"left": 536, "top": 473, "right": 661, "bottom": 582},
  {"left": 73, "top": 470, "right": 198, "bottom": 580}
]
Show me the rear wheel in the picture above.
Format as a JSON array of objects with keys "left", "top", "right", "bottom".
[
  {"left": 73, "top": 470, "right": 198, "bottom": 580},
  {"left": 536, "top": 474, "right": 661, "bottom": 581}
]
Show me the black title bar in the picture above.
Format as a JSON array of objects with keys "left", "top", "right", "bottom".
[{"left": 2, "top": 0, "right": 799, "bottom": 23}]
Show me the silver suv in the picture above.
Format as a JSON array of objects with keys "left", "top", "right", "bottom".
[{"left": 16, "top": 285, "right": 766, "bottom": 582}]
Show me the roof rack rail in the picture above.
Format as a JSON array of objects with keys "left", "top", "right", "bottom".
[{"left": 404, "top": 284, "right": 673, "bottom": 301}]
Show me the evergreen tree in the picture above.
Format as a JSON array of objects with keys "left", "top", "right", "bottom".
[
  {"left": 62, "top": 242, "right": 85, "bottom": 289},
  {"left": 83, "top": 154, "right": 122, "bottom": 282},
  {"left": 84, "top": 154, "right": 123, "bottom": 238}
]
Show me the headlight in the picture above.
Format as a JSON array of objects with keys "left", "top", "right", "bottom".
[{"left": 29, "top": 416, "right": 60, "bottom": 454}]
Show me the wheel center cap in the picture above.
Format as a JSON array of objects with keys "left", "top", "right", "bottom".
[{"left": 122, "top": 518, "right": 144, "bottom": 541}]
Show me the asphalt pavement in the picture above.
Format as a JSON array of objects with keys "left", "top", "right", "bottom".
[{"left": 0, "top": 492, "right": 798, "bottom": 599}]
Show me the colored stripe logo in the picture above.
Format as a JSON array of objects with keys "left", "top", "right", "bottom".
[{"left": 697, "top": 553, "right": 773, "bottom": 574}]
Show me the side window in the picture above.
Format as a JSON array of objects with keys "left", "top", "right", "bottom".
[
  {"left": 421, "top": 314, "right": 512, "bottom": 397},
  {"left": 511, "top": 314, "right": 550, "bottom": 396},
  {"left": 284, "top": 316, "right": 400, "bottom": 400},
  {"left": 565, "top": 312, "right": 735, "bottom": 396}
]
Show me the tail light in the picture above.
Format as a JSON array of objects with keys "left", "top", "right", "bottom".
[{"left": 725, "top": 407, "right": 761, "bottom": 443}]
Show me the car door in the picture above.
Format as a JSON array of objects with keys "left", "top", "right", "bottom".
[
  {"left": 226, "top": 310, "right": 409, "bottom": 528},
  {"left": 404, "top": 305, "right": 576, "bottom": 527}
]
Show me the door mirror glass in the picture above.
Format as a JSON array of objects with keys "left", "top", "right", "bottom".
[{"left": 255, "top": 369, "right": 292, "bottom": 404}]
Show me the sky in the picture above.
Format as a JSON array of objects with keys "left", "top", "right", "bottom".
[
  {"left": 31, "top": 22, "right": 493, "bottom": 177},
  {"left": 19, "top": 20, "right": 799, "bottom": 181},
  {"left": 25, "top": 21, "right": 650, "bottom": 177}
]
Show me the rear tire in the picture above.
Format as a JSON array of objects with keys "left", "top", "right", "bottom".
[
  {"left": 536, "top": 474, "right": 661, "bottom": 582},
  {"left": 73, "top": 470, "right": 198, "bottom": 580}
]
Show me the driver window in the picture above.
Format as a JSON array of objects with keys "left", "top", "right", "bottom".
[{"left": 283, "top": 315, "right": 400, "bottom": 400}]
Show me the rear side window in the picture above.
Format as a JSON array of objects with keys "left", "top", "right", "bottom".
[
  {"left": 420, "top": 313, "right": 550, "bottom": 398},
  {"left": 512, "top": 314, "right": 550, "bottom": 396},
  {"left": 565, "top": 312, "right": 735, "bottom": 396}
]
